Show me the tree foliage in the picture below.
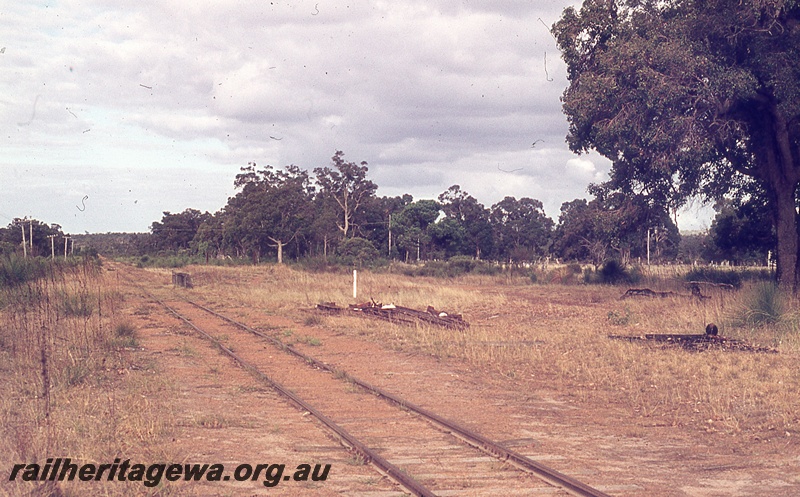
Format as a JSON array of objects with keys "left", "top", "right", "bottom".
[
  {"left": 314, "top": 151, "right": 378, "bottom": 240},
  {"left": 0, "top": 219, "right": 65, "bottom": 257},
  {"left": 392, "top": 199, "right": 441, "bottom": 262},
  {"left": 221, "top": 163, "right": 314, "bottom": 263},
  {"left": 554, "top": 0, "right": 800, "bottom": 288},
  {"left": 706, "top": 198, "right": 775, "bottom": 264},
  {"left": 438, "top": 185, "right": 494, "bottom": 259},
  {"left": 150, "top": 209, "right": 211, "bottom": 253},
  {"left": 553, "top": 193, "right": 679, "bottom": 266},
  {"left": 489, "top": 196, "right": 554, "bottom": 263}
]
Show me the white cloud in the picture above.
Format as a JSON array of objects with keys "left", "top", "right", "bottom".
[
  {"left": 3, "top": 0, "right": 711, "bottom": 234},
  {"left": 565, "top": 157, "right": 607, "bottom": 184}
]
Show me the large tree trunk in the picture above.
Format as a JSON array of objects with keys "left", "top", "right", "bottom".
[
  {"left": 268, "top": 237, "right": 285, "bottom": 264},
  {"left": 761, "top": 104, "right": 800, "bottom": 293},
  {"left": 771, "top": 184, "right": 798, "bottom": 292}
]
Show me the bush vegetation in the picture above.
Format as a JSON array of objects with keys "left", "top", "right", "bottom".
[
  {"left": 583, "top": 260, "right": 643, "bottom": 285},
  {"left": 1, "top": 257, "right": 171, "bottom": 496},
  {"left": 390, "top": 256, "right": 500, "bottom": 278}
]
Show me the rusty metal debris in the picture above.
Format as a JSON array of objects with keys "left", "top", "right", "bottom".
[
  {"left": 609, "top": 324, "right": 777, "bottom": 353},
  {"left": 317, "top": 300, "right": 469, "bottom": 330}
]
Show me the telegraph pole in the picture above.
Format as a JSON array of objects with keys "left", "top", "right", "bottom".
[
  {"left": 64, "top": 236, "right": 70, "bottom": 259},
  {"left": 48, "top": 234, "right": 57, "bottom": 259},
  {"left": 388, "top": 213, "right": 392, "bottom": 258},
  {"left": 20, "top": 220, "right": 28, "bottom": 258}
]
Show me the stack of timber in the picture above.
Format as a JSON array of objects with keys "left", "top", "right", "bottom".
[{"left": 316, "top": 300, "right": 469, "bottom": 330}]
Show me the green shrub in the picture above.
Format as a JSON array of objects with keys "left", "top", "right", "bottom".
[
  {"left": 607, "top": 307, "right": 632, "bottom": 326},
  {"left": 584, "top": 260, "right": 642, "bottom": 285},
  {"left": 386, "top": 257, "right": 499, "bottom": 278},
  {"left": 0, "top": 255, "right": 49, "bottom": 288},
  {"left": 336, "top": 237, "right": 382, "bottom": 268},
  {"left": 448, "top": 255, "right": 477, "bottom": 273}
]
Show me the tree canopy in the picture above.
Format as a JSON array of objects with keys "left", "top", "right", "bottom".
[
  {"left": 554, "top": 0, "right": 800, "bottom": 289},
  {"left": 0, "top": 219, "right": 65, "bottom": 258},
  {"left": 150, "top": 209, "right": 211, "bottom": 253},
  {"left": 553, "top": 193, "right": 679, "bottom": 267},
  {"left": 314, "top": 151, "right": 378, "bottom": 240},
  {"left": 489, "top": 197, "right": 554, "bottom": 263},
  {"left": 706, "top": 198, "right": 775, "bottom": 264}
]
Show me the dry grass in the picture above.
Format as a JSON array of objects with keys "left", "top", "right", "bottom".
[
  {"left": 181, "top": 262, "right": 800, "bottom": 439},
  {"left": 0, "top": 260, "right": 176, "bottom": 497}
]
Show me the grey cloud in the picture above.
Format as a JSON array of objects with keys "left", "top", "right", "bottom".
[{"left": 2, "top": 0, "right": 706, "bottom": 233}]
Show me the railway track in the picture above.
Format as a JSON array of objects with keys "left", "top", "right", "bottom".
[{"left": 145, "top": 290, "right": 612, "bottom": 497}]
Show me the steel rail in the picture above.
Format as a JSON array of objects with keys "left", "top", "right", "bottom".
[
  {"left": 186, "top": 300, "right": 613, "bottom": 497},
  {"left": 149, "top": 295, "right": 438, "bottom": 497}
]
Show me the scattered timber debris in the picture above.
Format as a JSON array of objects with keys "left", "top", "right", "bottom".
[
  {"left": 609, "top": 322, "right": 777, "bottom": 353},
  {"left": 316, "top": 300, "right": 469, "bottom": 330},
  {"left": 621, "top": 285, "right": 710, "bottom": 300},
  {"left": 620, "top": 288, "right": 678, "bottom": 299},
  {"left": 172, "top": 272, "right": 193, "bottom": 288},
  {"left": 686, "top": 280, "right": 736, "bottom": 291},
  {"left": 473, "top": 340, "right": 544, "bottom": 347}
]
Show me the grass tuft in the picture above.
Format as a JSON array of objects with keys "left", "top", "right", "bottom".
[{"left": 732, "top": 282, "right": 786, "bottom": 327}]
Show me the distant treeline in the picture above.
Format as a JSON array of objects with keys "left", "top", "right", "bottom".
[{"left": 2, "top": 152, "right": 774, "bottom": 268}]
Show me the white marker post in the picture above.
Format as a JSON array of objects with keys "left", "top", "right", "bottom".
[{"left": 353, "top": 269, "right": 358, "bottom": 300}]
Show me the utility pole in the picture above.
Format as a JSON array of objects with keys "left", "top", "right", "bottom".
[
  {"left": 388, "top": 213, "right": 392, "bottom": 258},
  {"left": 29, "top": 221, "right": 33, "bottom": 254},
  {"left": 64, "top": 236, "right": 71, "bottom": 259},
  {"left": 48, "top": 234, "right": 57, "bottom": 259},
  {"left": 21, "top": 220, "right": 28, "bottom": 258},
  {"left": 646, "top": 228, "right": 651, "bottom": 266}
]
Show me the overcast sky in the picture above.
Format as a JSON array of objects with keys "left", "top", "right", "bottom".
[{"left": 2, "top": 0, "right": 712, "bottom": 234}]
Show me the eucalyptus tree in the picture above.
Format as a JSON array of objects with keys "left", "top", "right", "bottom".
[
  {"left": 227, "top": 163, "right": 315, "bottom": 263},
  {"left": 553, "top": 193, "right": 678, "bottom": 266},
  {"left": 392, "top": 199, "right": 441, "bottom": 261},
  {"left": 489, "top": 196, "right": 554, "bottom": 264},
  {"left": 314, "top": 151, "right": 378, "bottom": 240},
  {"left": 554, "top": 0, "right": 800, "bottom": 289},
  {"left": 150, "top": 209, "right": 210, "bottom": 253},
  {"left": 707, "top": 198, "right": 775, "bottom": 264},
  {"left": 437, "top": 185, "right": 494, "bottom": 259}
]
